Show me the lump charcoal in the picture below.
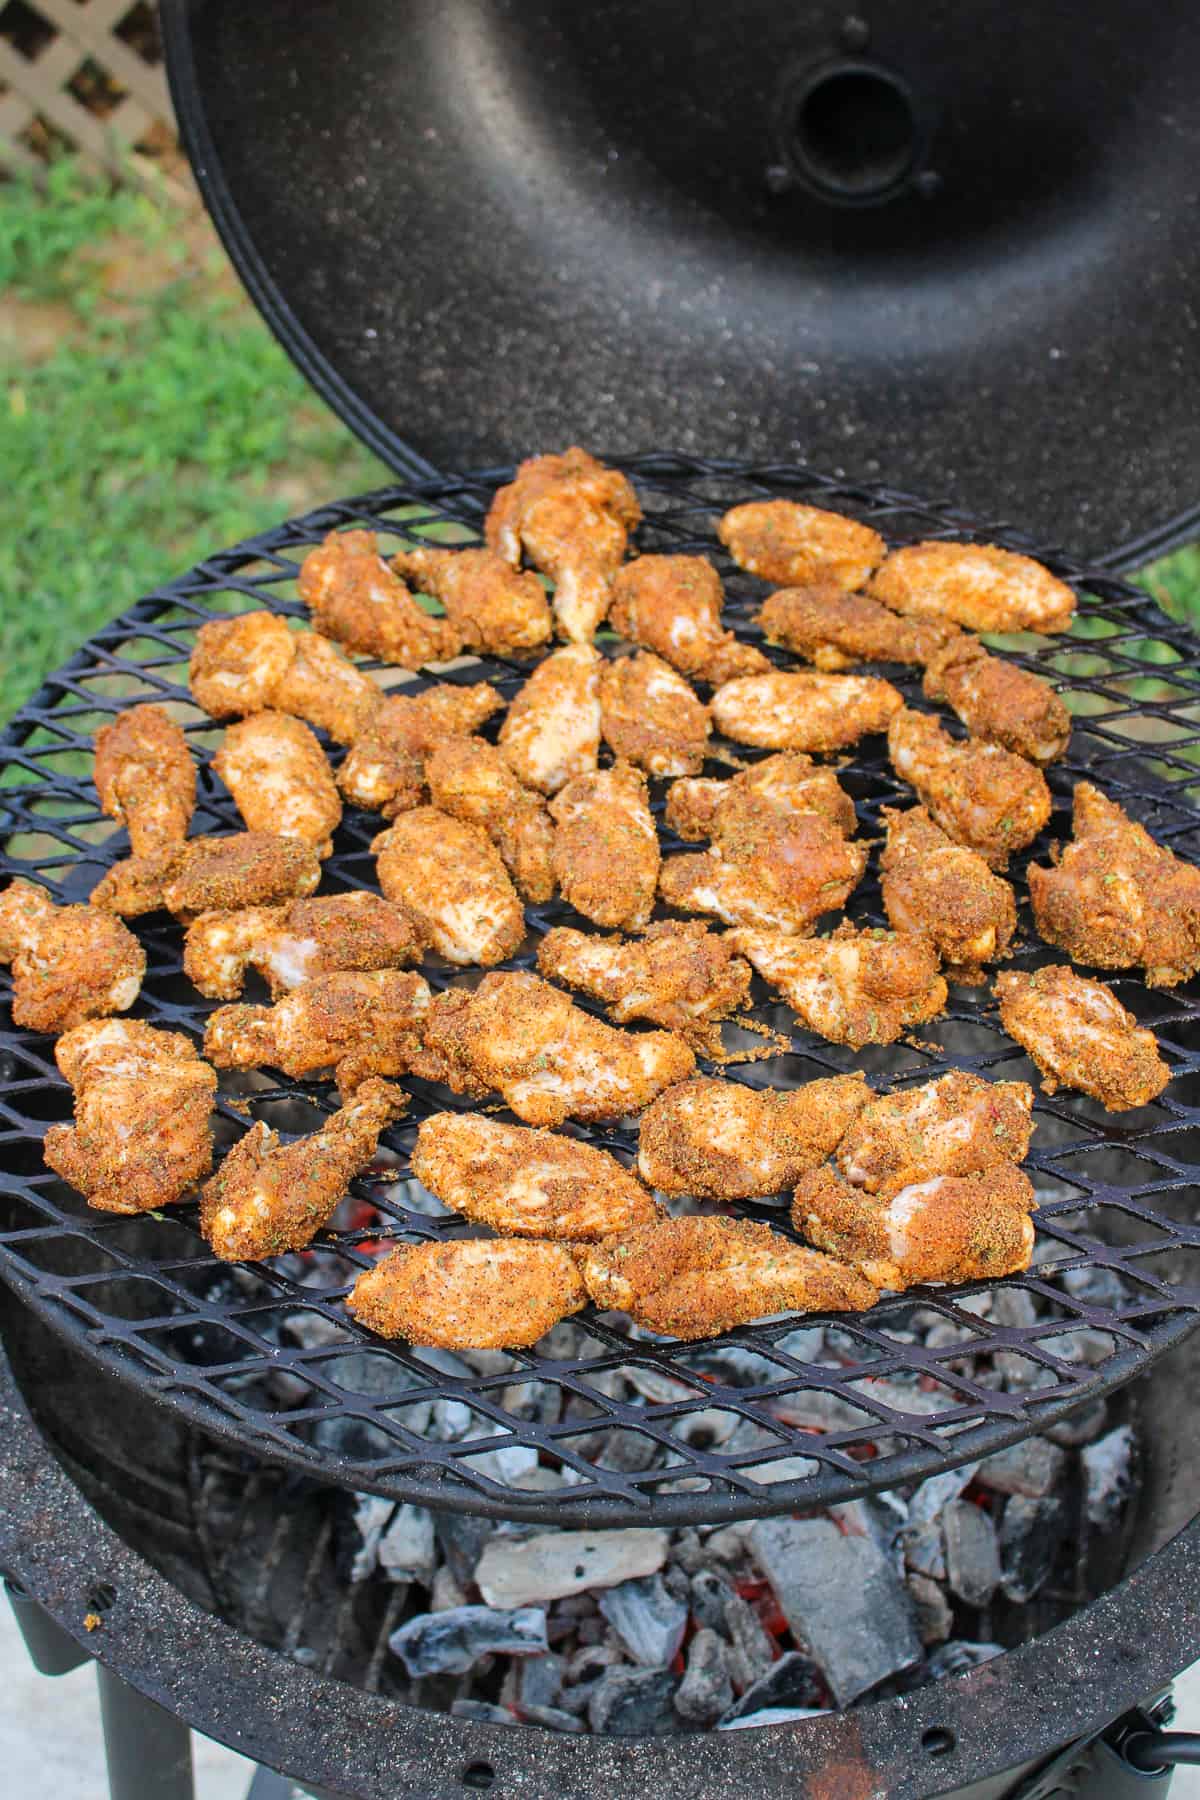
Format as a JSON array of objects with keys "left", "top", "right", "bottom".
[
  {"left": 389, "top": 1605, "right": 547, "bottom": 1678},
  {"left": 722, "top": 1592, "right": 776, "bottom": 1693},
  {"left": 1082, "top": 1425, "right": 1134, "bottom": 1529},
  {"left": 587, "top": 1666, "right": 679, "bottom": 1736},
  {"left": 719, "top": 1651, "right": 823, "bottom": 1723},
  {"left": 598, "top": 1574, "right": 688, "bottom": 1668},
  {"left": 476, "top": 1529, "right": 669, "bottom": 1608},
  {"left": 907, "top": 1573, "right": 953, "bottom": 1646},
  {"left": 927, "top": 1640, "right": 1004, "bottom": 1679},
  {"left": 976, "top": 1437, "right": 1067, "bottom": 1499},
  {"left": 999, "top": 1495, "right": 1068, "bottom": 1604},
  {"left": 674, "top": 1629, "right": 735, "bottom": 1726},
  {"left": 690, "top": 1568, "right": 737, "bottom": 1633},
  {"left": 941, "top": 1500, "right": 1001, "bottom": 1608}
]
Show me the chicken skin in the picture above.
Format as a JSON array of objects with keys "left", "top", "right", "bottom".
[
  {"left": 869, "top": 541, "right": 1076, "bottom": 634},
  {"left": 835, "top": 1071, "right": 1035, "bottom": 1196},
  {"left": 888, "top": 709, "right": 1052, "bottom": 869},
  {"left": 200, "top": 1077, "right": 407, "bottom": 1261},
  {"left": 718, "top": 501, "right": 885, "bottom": 593},
  {"left": 549, "top": 763, "right": 660, "bottom": 931},
  {"left": 712, "top": 670, "right": 904, "bottom": 753},
  {"left": 204, "top": 969, "right": 432, "bottom": 1098},
  {"left": 189, "top": 610, "right": 380, "bottom": 744},
  {"left": 297, "top": 529, "right": 461, "bottom": 668},
  {"left": 183, "top": 892, "right": 422, "bottom": 1000},
  {"left": 731, "top": 923, "right": 947, "bottom": 1047},
  {"left": 373, "top": 808, "right": 526, "bottom": 966},
  {"left": 660, "top": 810, "right": 868, "bottom": 934},
  {"left": 419, "top": 970, "right": 695, "bottom": 1126},
  {"left": 94, "top": 703, "right": 195, "bottom": 858},
  {"left": 665, "top": 752, "right": 856, "bottom": 843},
  {"left": 338, "top": 681, "right": 504, "bottom": 818},
  {"left": 411, "top": 1112, "right": 659, "bottom": 1240},
  {"left": 599, "top": 652, "right": 711, "bottom": 777},
  {"left": 91, "top": 832, "right": 321, "bottom": 920},
  {"left": 536, "top": 920, "right": 752, "bottom": 1054},
  {"left": 1028, "top": 783, "right": 1200, "bottom": 987},
  {"left": 759, "top": 585, "right": 957, "bottom": 670},
  {"left": 580, "top": 1216, "right": 877, "bottom": 1339},
  {"left": 43, "top": 1019, "right": 216, "bottom": 1214},
  {"left": 636, "top": 1073, "right": 870, "bottom": 1199},
  {"left": 795, "top": 1163, "right": 1037, "bottom": 1291},
  {"left": 348, "top": 1238, "right": 587, "bottom": 1350},
  {"left": 880, "top": 805, "right": 1017, "bottom": 984},
  {"left": 425, "top": 736, "right": 555, "bottom": 903},
  {"left": 213, "top": 713, "right": 342, "bottom": 857},
  {"left": 392, "top": 545, "right": 553, "bottom": 655},
  {"left": 923, "top": 637, "right": 1071, "bottom": 766},
  {"left": 0, "top": 880, "right": 144, "bottom": 1032},
  {"left": 486, "top": 446, "right": 641, "bottom": 641},
  {"left": 498, "top": 643, "right": 602, "bottom": 795},
  {"left": 608, "top": 554, "right": 770, "bottom": 686},
  {"left": 996, "top": 964, "right": 1170, "bottom": 1111}
]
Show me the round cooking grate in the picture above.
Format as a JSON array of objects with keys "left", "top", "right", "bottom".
[{"left": 3, "top": 455, "right": 1200, "bottom": 1529}]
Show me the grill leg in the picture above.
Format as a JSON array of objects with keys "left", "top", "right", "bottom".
[
  {"left": 4, "top": 1576, "right": 90, "bottom": 1676},
  {"left": 96, "top": 1662, "right": 195, "bottom": 1800}
]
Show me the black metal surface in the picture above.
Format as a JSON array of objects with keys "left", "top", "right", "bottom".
[
  {"left": 161, "top": 0, "right": 1200, "bottom": 567},
  {"left": 4, "top": 457, "right": 1200, "bottom": 1529}
]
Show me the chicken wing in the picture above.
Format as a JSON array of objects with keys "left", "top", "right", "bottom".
[
  {"left": 660, "top": 811, "right": 868, "bottom": 933},
  {"left": 608, "top": 554, "right": 770, "bottom": 686},
  {"left": 758, "top": 585, "right": 957, "bottom": 670},
  {"left": 425, "top": 736, "right": 555, "bottom": 903},
  {"left": 1027, "top": 782, "right": 1200, "bottom": 986},
  {"left": 880, "top": 805, "right": 1016, "bottom": 984},
  {"left": 486, "top": 447, "right": 641, "bottom": 641},
  {"left": 835, "top": 1071, "right": 1034, "bottom": 1195},
  {"left": 204, "top": 969, "right": 432, "bottom": 1098},
  {"left": 923, "top": 637, "right": 1071, "bottom": 765},
  {"left": 43, "top": 1019, "right": 216, "bottom": 1214},
  {"left": 391, "top": 545, "right": 553, "bottom": 655},
  {"left": 213, "top": 713, "right": 342, "bottom": 857},
  {"left": 338, "top": 681, "right": 504, "bottom": 818},
  {"left": 636, "top": 1073, "right": 870, "bottom": 1199},
  {"left": 419, "top": 970, "right": 695, "bottom": 1126},
  {"left": 0, "top": 880, "right": 144, "bottom": 1032},
  {"left": 94, "top": 703, "right": 195, "bottom": 859},
  {"left": 869, "top": 541, "right": 1076, "bottom": 634},
  {"left": 712, "top": 670, "right": 903, "bottom": 753},
  {"left": 549, "top": 762, "right": 659, "bottom": 931},
  {"left": 665, "top": 752, "right": 856, "bottom": 843},
  {"left": 189, "top": 610, "right": 380, "bottom": 743},
  {"left": 373, "top": 808, "right": 526, "bottom": 966},
  {"left": 599, "top": 652, "right": 711, "bottom": 777},
  {"left": 92, "top": 832, "right": 321, "bottom": 920},
  {"left": 888, "top": 709, "right": 1051, "bottom": 869},
  {"left": 411, "top": 1111, "right": 659, "bottom": 1239},
  {"left": 536, "top": 920, "right": 751, "bottom": 1053},
  {"left": 996, "top": 964, "right": 1170, "bottom": 1111},
  {"left": 297, "top": 528, "right": 462, "bottom": 668},
  {"left": 348, "top": 1238, "right": 588, "bottom": 1350},
  {"left": 795, "top": 1163, "right": 1037, "bottom": 1291},
  {"left": 200, "top": 1077, "right": 407, "bottom": 1260},
  {"left": 718, "top": 501, "right": 885, "bottom": 592},
  {"left": 580, "top": 1216, "right": 877, "bottom": 1339},
  {"left": 183, "top": 892, "right": 422, "bottom": 1000},
  {"left": 498, "top": 643, "right": 602, "bottom": 794},
  {"left": 731, "top": 922, "right": 947, "bottom": 1047}
]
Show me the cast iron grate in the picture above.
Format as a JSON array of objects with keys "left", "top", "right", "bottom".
[{"left": 3, "top": 454, "right": 1200, "bottom": 1529}]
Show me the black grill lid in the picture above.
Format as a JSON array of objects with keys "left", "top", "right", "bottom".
[{"left": 161, "top": 0, "right": 1200, "bottom": 565}]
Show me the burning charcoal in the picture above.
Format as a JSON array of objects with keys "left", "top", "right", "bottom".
[
  {"left": 466, "top": 1444, "right": 540, "bottom": 1486},
  {"left": 1082, "top": 1425, "right": 1134, "bottom": 1529},
  {"left": 518, "top": 1704, "right": 586, "bottom": 1733},
  {"left": 503, "top": 1650, "right": 565, "bottom": 1712},
  {"left": 389, "top": 1605, "right": 547, "bottom": 1678},
  {"left": 557, "top": 1593, "right": 599, "bottom": 1620},
  {"left": 476, "top": 1529, "right": 670, "bottom": 1608},
  {"left": 671, "top": 1528, "right": 710, "bottom": 1573},
  {"left": 722, "top": 1592, "right": 777, "bottom": 1693},
  {"left": 450, "top": 1700, "right": 517, "bottom": 1727},
  {"left": 749, "top": 1517, "right": 921, "bottom": 1706},
  {"left": 999, "top": 1495, "right": 1068, "bottom": 1604},
  {"left": 674, "top": 1629, "right": 735, "bottom": 1726},
  {"left": 993, "top": 1287, "right": 1038, "bottom": 1329},
  {"left": 902, "top": 1521, "right": 947, "bottom": 1583},
  {"left": 378, "top": 1504, "right": 436, "bottom": 1585},
  {"left": 941, "top": 1500, "right": 1001, "bottom": 1608},
  {"left": 976, "top": 1437, "right": 1067, "bottom": 1499},
  {"left": 662, "top": 1563, "right": 692, "bottom": 1605},
  {"left": 350, "top": 1495, "right": 395, "bottom": 1581},
  {"left": 720, "top": 1651, "right": 823, "bottom": 1724},
  {"left": 588, "top": 1666, "right": 680, "bottom": 1736},
  {"left": 575, "top": 1616, "right": 609, "bottom": 1646},
  {"left": 830, "top": 1493, "right": 908, "bottom": 1564},
  {"left": 907, "top": 1573, "right": 952, "bottom": 1647},
  {"left": 566, "top": 1643, "right": 624, "bottom": 1684},
  {"left": 599, "top": 1574, "right": 688, "bottom": 1668},
  {"left": 434, "top": 1512, "right": 494, "bottom": 1588},
  {"left": 595, "top": 1430, "right": 663, "bottom": 1473},
  {"left": 773, "top": 1325, "right": 826, "bottom": 1361},
  {"left": 719, "top": 1707, "right": 830, "bottom": 1730},
  {"left": 690, "top": 1568, "right": 737, "bottom": 1633},
  {"left": 1062, "top": 1264, "right": 1128, "bottom": 1309},
  {"left": 703, "top": 1523, "right": 751, "bottom": 1565},
  {"left": 907, "top": 1461, "right": 980, "bottom": 1527},
  {"left": 431, "top": 1566, "right": 467, "bottom": 1612},
  {"left": 927, "top": 1641, "right": 1004, "bottom": 1679},
  {"left": 1047, "top": 1400, "right": 1108, "bottom": 1448}
]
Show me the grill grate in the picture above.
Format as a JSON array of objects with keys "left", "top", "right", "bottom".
[{"left": 3, "top": 454, "right": 1200, "bottom": 1529}]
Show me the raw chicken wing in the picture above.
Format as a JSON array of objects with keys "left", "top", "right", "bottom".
[
  {"left": 189, "top": 610, "right": 380, "bottom": 743},
  {"left": 608, "top": 554, "right": 769, "bottom": 686},
  {"left": 550, "top": 762, "right": 659, "bottom": 931},
  {"left": 636, "top": 1073, "right": 870, "bottom": 1199},
  {"left": 759, "top": 585, "right": 957, "bottom": 670},
  {"left": 214, "top": 712, "right": 341, "bottom": 856},
  {"left": 996, "top": 964, "right": 1170, "bottom": 1111},
  {"left": 923, "top": 637, "right": 1071, "bottom": 765},
  {"left": 666, "top": 752, "right": 856, "bottom": 842},
  {"left": 880, "top": 805, "right": 1016, "bottom": 983},
  {"left": 373, "top": 808, "right": 526, "bottom": 966},
  {"left": 425, "top": 736, "right": 555, "bottom": 902},
  {"left": 599, "top": 652, "right": 711, "bottom": 777},
  {"left": 835, "top": 1071, "right": 1034, "bottom": 1195},
  {"left": 0, "top": 880, "right": 144, "bottom": 1032},
  {"left": 537, "top": 920, "right": 751, "bottom": 1053},
  {"left": 297, "top": 528, "right": 461, "bottom": 668},
  {"left": 204, "top": 969, "right": 432, "bottom": 1098},
  {"left": 338, "top": 681, "right": 503, "bottom": 818},
  {"left": 92, "top": 832, "right": 320, "bottom": 919},
  {"left": 184, "top": 892, "right": 421, "bottom": 1000},
  {"left": 349, "top": 1239, "right": 587, "bottom": 1350},
  {"left": 888, "top": 709, "right": 1051, "bottom": 869},
  {"left": 869, "top": 541, "right": 1076, "bottom": 634},
  {"left": 712, "top": 670, "right": 903, "bottom": 752},
  {"left": 731, "top": 922, "right": 947, "bottom": 1047},
  {"left": 660, "top": 810, "right": 867, "bottom": 933},
  {"left": 94, "top": 703, "right": 195, "bottom": 858},
  {"left": 392, "top": 545, "right": 553, "bottom": 655},
  {"left": 498, "top": 643, "right": 602, "bottom": 794},
  {"left": 718, "top": 501, "right": 885, "bottom": 592}
]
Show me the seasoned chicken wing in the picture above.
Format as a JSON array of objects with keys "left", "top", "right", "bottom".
[
  {"left": 795, "top": 1163, "right": 1037, "bottom": 1291},
  {"left": 549, "top": 762, "right": 659, "bottom": 931},
  {"left": 888, "top": 709, "right": 1051, "bottom": 869},
  {"left": 996, "top": 964, "right": 1170, "bottom": 1111},
  {"left": 392, "top": 545, "right": 553, "bottom": 655},
  {"left": 923, "top": 637, "right": 1071, "bottom": 765},
  {"left": 412, "top": 1112, "right": 659, "bottom": 1239},
  {"left": 200, "top": 1077, "right": 407, "bottom": 1260},
  {"left": 580, "top": 1216, "right": 877, "bottom": 1339},
  {"left": 498, "top": 643, "right": 602, "bottom": 795},
  {"left": 869, "top": 541, "right": 1076, "bottom": 634},
  {"left": 712, "top": 670, "right": 903, "bottom": 753},
  {"left": 338, "top": 681, "right": 504, "bottom": 818},
  {"left": 718, "top": 501, "right": 885, "bottom": 592},
  {"left": 486, "top": 447, "right": 641, "bottom": 641},
  {"left": 666, "top": 752, "right": 856, "bottom": 843},
  {"left": 420, "top": 970, "right": 695, "bottom": 1126},
  {"left": 835, "top": 1071, "right": 1034, "bottom": 1195},
  {"left": 731, "top": 922, "right": 947, "bottom": 1047},
  {"left": 373, "top": 807, "right": 526, "bottom": 966},
  {"left": 349, "top": 1238, "right": 587, "bottom": 1350},
  {"left": 204, "top": 969, "right": 432, "bottom": 1098},
  {"left": 599, "top": 652, "right": 711, "bottom": 777},
  {"left": 94, "top": 703, "right": 195, "bottom": 858},
  {"left": 189, "top": 610, "right": 380, "bottom": 744},
  {"left": 43, "top": 1019, "right": 216, "bottom": 1214},
  {"left": 1028, "top": 782, "right": 1200, "bottom": 987},
  {"left": 880, "top": 805, "right": 1016, "bottom": 983},
  {"left": 636, "top": 1073, "right": 870, "bottom": 1199},
  {"left": 537, "top": 920, "right": 751, "bottom": 1053},
  {"left": 660, "top": 810, "right": 868, "bottom": 933},
  {"left": 608, "top": 554, "right": 770, "bottom": 686},
  {"left": 92, "top": 831, "right": 321, "bottom": 920},
  {"left": 213, "top": 713, "right": 341, "bottom": 857},
  {"left": 297, "top": 528, "right": 461, "bottom": 668},
  {"left": 184, "top": 892, "right": 422, "bottom": 1000},
  {"left": 759, "top": 585, "right": 957, "bottom": 670},
  {"left": 425, "top": 736, "right": 555, "bottom": 903},
  {"left": 0, "top": 880, "right": 144, "bottom": 1032}
]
